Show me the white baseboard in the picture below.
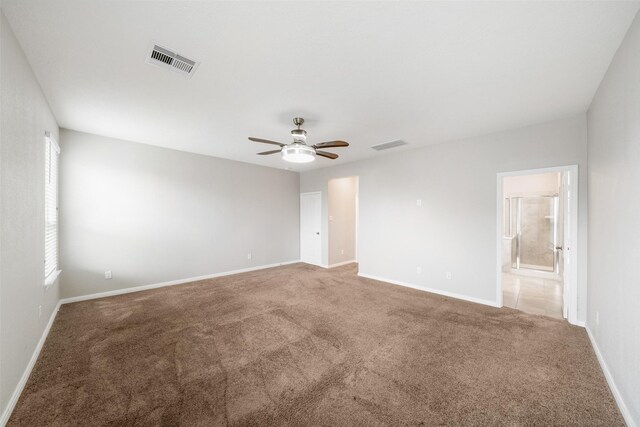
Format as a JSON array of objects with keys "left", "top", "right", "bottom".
[
  {"left": 299, "top": 261, "right": 328, "bottom": 269},
  {"left": 327, "top": 260, "right": 356, "bottom": 269},
  {"left": 0, "top": 300, "right": 62, "bottom": 426},
  {"left": 60, "top": 260, "right": 301, "bottom": 304},
  {"left": 357, "top": 273, "right": 500, "bottom": 308},
  {"left": 585, "top": 326, "right": 636, "bottom": 427}
]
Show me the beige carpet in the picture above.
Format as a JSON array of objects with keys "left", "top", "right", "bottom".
[{"left": 9, "top": 263, "right": 622, "bottom": 426}]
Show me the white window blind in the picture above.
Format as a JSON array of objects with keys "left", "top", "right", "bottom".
[{"left": 45, "top": 133, "right": 60, "bottom": 281}]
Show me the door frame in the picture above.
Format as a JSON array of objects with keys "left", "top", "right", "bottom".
[
  {"left": 496, "top": 165, "right": 579, "bottom": 325},
  {"left": 300, "top": 191, "right": 323, "bottom": 267}
]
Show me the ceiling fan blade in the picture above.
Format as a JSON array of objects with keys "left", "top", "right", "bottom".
[
  {"left": 313, "top": 140, "right": 349, "bottom": 149},
  {"left": 249, "top": 137, "right": 285, "bottom": 147},
  {"left": 316, "top": 150, "right": 338, "bottom": 160},
  {"left": 257, "top": 149, "right": 281, "bottom": 155}
]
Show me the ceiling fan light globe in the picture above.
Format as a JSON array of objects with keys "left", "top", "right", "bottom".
[{"left": 281, "top": 144, "right": 316, "bottom": 163}]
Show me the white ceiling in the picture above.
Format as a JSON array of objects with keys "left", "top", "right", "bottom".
[{"left": 2, "top": 1, "right": 639, "bottom": 171}]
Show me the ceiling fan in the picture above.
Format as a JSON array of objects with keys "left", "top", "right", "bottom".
[{"left": 249, "top": 117, "right": 349, "bottom": 163}]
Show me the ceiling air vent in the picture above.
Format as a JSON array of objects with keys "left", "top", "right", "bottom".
[
  {"left": 371, "top": 139, "right": 407, "bottom": 151},
  {"left": 145, "top": 44, "right": 199, "bottom": 78}
]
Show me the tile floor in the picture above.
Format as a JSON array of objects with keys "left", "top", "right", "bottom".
[{"left": 503, "top": 272, "right": 563, "bottom": 319}]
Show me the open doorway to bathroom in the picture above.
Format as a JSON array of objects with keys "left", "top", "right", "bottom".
[
  {"left": 503, "top": 172, "right": 563, "bottom": 318},
  {"left": 327, "top": 176, "right": 359, "bottom": 270},
  {"left": 497, "top": 166, "right": 578, "bottom": 323}
]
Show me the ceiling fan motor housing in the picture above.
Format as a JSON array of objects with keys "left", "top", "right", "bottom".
[{"left": 291, "top": 128, "right": 307, "bottom": 142}]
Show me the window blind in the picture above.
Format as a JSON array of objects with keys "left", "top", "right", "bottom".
[{"left": 45, "top": 133, "right": 60, "bottom": 280}]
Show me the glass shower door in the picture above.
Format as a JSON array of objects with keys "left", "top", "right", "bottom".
[{"left": 512, "top": 196, "right": 558, "bottom": 272}]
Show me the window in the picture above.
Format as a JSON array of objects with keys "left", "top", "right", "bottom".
[{"left": 45, "top": 132, "right": 60, "bottom": 285}]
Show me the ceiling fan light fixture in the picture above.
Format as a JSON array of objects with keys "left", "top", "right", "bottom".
[
  {"left": 250, "top": 117, "right": 347, "bottom": 162},
  {"left": 281, "top": 144, "right": 316, "bottom": 163}
]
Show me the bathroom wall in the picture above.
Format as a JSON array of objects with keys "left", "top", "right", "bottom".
[{"left": 503, "top": 172, "right": 560, "bottom": 198}]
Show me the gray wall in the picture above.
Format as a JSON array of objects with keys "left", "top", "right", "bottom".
[
  {"left": 59, "top": 129, "right": 299, "bottom": 298},
  {"left": 301, "top": 115, "right": 588, "bottom": 318},
  {"left": 0, "top": 12, "right": 60, "bottom": 413},
  {"left": 587, "top": 9, "right": 640, "bottom": 424},
  {"left": 328, "top": 176, "right": 358, "bottom": 266}
]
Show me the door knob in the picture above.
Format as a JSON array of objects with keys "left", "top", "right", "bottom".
[
  {"left": 316, "top": 232, "right": 320, "bottom": 235},
  {"left": 555, "top": 246, "right": 563, "bottom": 251}
]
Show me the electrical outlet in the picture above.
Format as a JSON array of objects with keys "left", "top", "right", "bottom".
[
  {"left": 416, "top": 199, "right": 422, "bottom": 207},
  {"left": 247, "top": 253, "right": 252, "bottom": 260},
  {"left": 445, "top": 272, "right": 452, "bottom": 280},
  {"left": 416, "top": 266, "right": 422, "bottom": 274},
  {"left": 104, "top": 270, "right": 112, "bottom": 280},
  {"left": 329, "top": 215, "right": 334, "bottom": 221},
  {"left": 596, "top": 311, "right": 600, "bottom": 326},
  {"left": 341, "top": 249, "right": 344, "bottom": 255}
]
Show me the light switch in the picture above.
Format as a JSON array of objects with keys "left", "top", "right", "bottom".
[{"left": 416, "top": 199, "right": 422, "bottom": 207}]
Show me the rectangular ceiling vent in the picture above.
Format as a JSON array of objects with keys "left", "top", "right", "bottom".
[
  {"left": 145, "top": 44, "right": 199, "bottom": 78},
  {"left": 371, "top": 139, "right": 408, "bottom": 151}
]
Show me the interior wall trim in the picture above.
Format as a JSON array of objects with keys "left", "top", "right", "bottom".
[
  {"left": 0, "top": 300, "right": 62, "bottom": 427},
  {"left": 60, "top": 260, "right": 301, "bottom": 304},
  {"left": 585, "top": 326, "right": 637, "bottom": 427},
  {"left": 357, "top": 272, "right": 501, "bottom": 308},
  {"left": 327, "top": 260, "right": 357, "bottom": 269},
  {"left": 300, "top": 262, "right": 329, "bottom": 269}
]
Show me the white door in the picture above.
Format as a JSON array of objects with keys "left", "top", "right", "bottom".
[
  {"left": 562, "top": 172, "right": 571, "bottom": 319},
  {"left": 300, "top": 192, "right": 322, "bottom": 266}
]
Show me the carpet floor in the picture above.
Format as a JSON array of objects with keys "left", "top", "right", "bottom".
[{"left": 9, "top": 263, "right": 622, "bottom": 426}]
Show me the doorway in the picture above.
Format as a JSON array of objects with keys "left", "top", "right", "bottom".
[
  {"left": 327, "top": 176, "right": 359, "bottom": 268},
  {"left": 497, "top": 166, "right": 578, "bottom": 323},
  {"left": 300, "top": 192, "right": 322, "bottom": 266}
]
